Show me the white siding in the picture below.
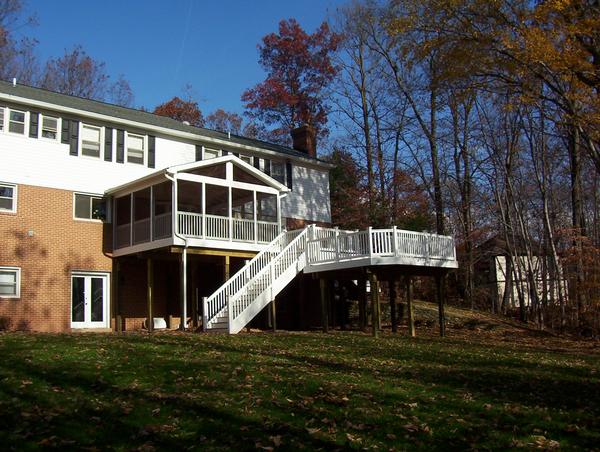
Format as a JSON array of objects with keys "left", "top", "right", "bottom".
[
  {"left": 281, "top": 165, "right": 331, "bottom": 223},
  {"left": 0, "top": 133, "right": 195, "bottom": 194}
]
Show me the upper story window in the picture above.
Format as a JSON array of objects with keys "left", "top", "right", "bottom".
[
  {"left": 239, "top": 154, "right": 252, "bottom": 165},
  {"left": 127, "top": 133, "right": 145, "bottom": 165},
  {"left": 271, "top": 161, "right": 285, "bottom": 184},
  {"left": 8, "top": 109, "right": 26, "bottom": 135},
  {"left": 74, "top": 193, "right": 106, "bottom": 221},
  {"left": 204, "top": 148, "right": 219, "bottom": 160},
  {"left": 81, "top": 124, "right": 102, "bottom": 158},
  {"left": 0, "top": 183, "right": 16, "bottom": 213},
  {"left": 0, "top": 267, "right": 20, "bottom": 298},
  {"left": 40, "top": 115, "right": 59, "bottom": 140}
]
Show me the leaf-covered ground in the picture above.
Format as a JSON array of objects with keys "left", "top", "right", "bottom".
[{"left": 0, "top": 307, "right": 598, "bottom": 450}]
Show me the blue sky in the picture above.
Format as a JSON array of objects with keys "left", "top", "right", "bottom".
[{"left": 24, "top": 0, "right": 346, "bottom": 116}]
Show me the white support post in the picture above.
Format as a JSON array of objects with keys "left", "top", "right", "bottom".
[
  {"left": 227, "top": 294, "right": 233, "bottom": 334},
  {"left": 180, "top": 247, "right": 188, "bottom": 331},
  {"left": 129, "top": 193, "right": 134, "bottom": 246},
  {"left": 392, "top": 225, "right": 398, "bottom": 256},
  {"left": 201, "top": 182, "right": 206, "bottom": 240},
  {"left": 202, "top": 296, "right": 208, "bottom": 331},
  {"left": 228, "top": 186, "right": 232, "bottom": 241},
  {"left": 335, "top": 227, "right": 340, "bottom": 262},
  {"left": 367, "top": 226, "right": 373, "bottom": 257},
  {"left": 253, "top": 191, "right": 258, "bottom": 244},
  {"left": 172, "top": 177, "right": 178, "bottom": 237},
  {"left": 150, "top": 185, "right": 154, "bottom": 241}
]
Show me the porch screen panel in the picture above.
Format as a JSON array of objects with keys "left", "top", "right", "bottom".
[
  {"left": 133, "top": 188, "right": 151, "bottom": 244},
  {"left": 205, "top": 184, "right": 229, "bottom": 240},
  {"left": 257, "top": 193, "right": 278, "bottom": 243},
  {"left": 177, "top": 181, "right": 203, "bottom": 237},
  {"left": 153, "top": 181, "right": 172, "bottom": 239},
  {"left": 232, "top": 188, "right": 254, "bottom": 241},
  {"left": 115, "top": 196, "right": 131, "bottom": 248}
]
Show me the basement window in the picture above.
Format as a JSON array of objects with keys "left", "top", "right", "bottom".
[
  {"left": 74, "top": 193, "right": 106, "bottom": 221},
  {"left": 0, "top": 267, "right": 20, "bottom": 298}
]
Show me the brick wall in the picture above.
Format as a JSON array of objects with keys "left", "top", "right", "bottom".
[{"left": 0, "top": 184, "right": 112, "bottom": 332}]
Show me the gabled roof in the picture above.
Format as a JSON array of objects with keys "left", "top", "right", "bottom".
[
  {"left": 0, "top": 79, "right": 331, "bottom": 165},
  {"left": 105, "top": 154, "right": 290, "bottom": 195}
]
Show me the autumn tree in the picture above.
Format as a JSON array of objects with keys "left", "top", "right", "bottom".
[
  {"left": 242, "top": 18, "right": 340, "bottom": 143},
  {"left": 40, "top": 45, "right": 133, "bottom": 106},
  {"left": 0, "top": 0, "right": 39, "bottom": 85},
  {"left": 205, "top": 109, "right": 242, "bottom": 134},
  {"left": 153, "top": 96, "right": 204, "bottom": 127}
]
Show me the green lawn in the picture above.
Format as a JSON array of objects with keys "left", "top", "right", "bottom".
[{"left": 0, "top": 325, "right": 598, "bottom": 450}]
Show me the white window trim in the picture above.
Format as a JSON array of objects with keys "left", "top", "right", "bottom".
[
  {"left": 0, "top": 266, "right": 21, "bottom": 299},
  {"left": 0, "top": 182, "right": 17, "bottom": 214},
  {"left": 6, "top": 108, "right": 28, "bottom": 137},
  {"left": 79, "top": 123, "right": 104, "bottom": 159},
  {"left": 125, "top": 131, "right": 147, "bottom": 165},
  {"left": 39, "top": 114, "right": 61, "bottom": 142},
  {"left": 73, "top": 192, "right": 108, "bottom": 223},
  {"left": 202, "top": 146, "right": 220, "bottom": 160}
]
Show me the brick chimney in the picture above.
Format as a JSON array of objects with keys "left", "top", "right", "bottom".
[{"left": 291, "top": 124, "right": 317, "bottom": 158}]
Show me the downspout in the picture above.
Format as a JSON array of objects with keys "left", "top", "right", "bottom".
[{"left": 165, "top": 171, "right": 189, "bottom": 330}]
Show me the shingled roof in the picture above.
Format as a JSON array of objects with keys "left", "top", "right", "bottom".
[{"left": 0, "top": 79, "right": 316, "bottom": 161}]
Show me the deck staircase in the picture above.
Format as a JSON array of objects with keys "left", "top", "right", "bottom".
[{"left": 202, "top": 224, "right": 457, "bottom": 334}]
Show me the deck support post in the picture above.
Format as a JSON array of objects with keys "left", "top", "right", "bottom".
[
  {"left": 320, "top": 277, "right": 329, "bottom": 333},
  {"left": 435, "top": 272, "right": 446, "bottom": 337},
  {"left": 271, "top": 299, "right": 277, "bottom": 332},
  {"left": 224, "top": 255, "right": 230, "bottom": 281},
  {"left": 368, "top": 270, "right": 380, "bottom": 338},
  {"left": 358, "top": 276, "right": 367, "bottom": 331},
  {"left": 147, "top": 257, "right": 154, "bottom": 333},
  {"left": 192, "top": 286, "right": 199, "bottom": 329},
  {"left": 179, "top": 248, "right": 187, "bottom": 331},
  {"left": 406, "top": 275, "right": 415, "bottom": 337},
  {"left": 389, "top": 279, "right": 398, "bottom": 333},
  {"left": 113, "top": 260, "right": 121, "bottom": 333}
]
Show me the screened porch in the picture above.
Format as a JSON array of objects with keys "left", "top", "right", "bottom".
[{"left": 110, "top": 156, "right": 288, "bottom": 256}]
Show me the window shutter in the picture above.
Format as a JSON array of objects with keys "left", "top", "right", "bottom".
[
  {"left": 222, "top": 149, "right": 229, "bottom": 155},
  {"left": 116, "top": 129, "right": 124, "bottom": 163},
  {"left": 264, "top": 158, "right": 271, "bottom": 176},
  {"left": 148, "top": 135, "right": 156, "bottom": 168},
  {"left": 29, "top": 112, "right": 39, "bottom": 138},
  {"left": 61, "top": 119, "right": 70, "bottom": 144},
  {"left": 286, "top": 161, "right": 293, "bottom": 190},
  {"left": 104, "top": 127, "right": 113, "bottom": 161},
  {"left": 195, "top": 145, "right": 202, "bottom": 161},
  {"left": 253, "top": 156, "right": 260, "bottom": 169},
  {"left": 69, "top": 120, "right": 79, "bottom": 156}
]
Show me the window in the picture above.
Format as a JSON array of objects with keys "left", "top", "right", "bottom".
[
  {"left": 0, "top": 267, "right": 20, "bottom": 298},
  {"left": 204, "top": 148, "right": 219, "bottom": 160},
  {"left": 0, "top": 183, "right": 16, "bottom": 213},
  {"left": 127, "top": 133, "right": 145, "bottom": 165},
  {"left": 41, "top": 115, "right": 59, "bottom": 140},
  {"left": 239, "top": 154, "right": 252, "bottom": 165},
  {"left": 8, "top": 109, "right": 26, "bottom": 135},
  {"left": 81, "top": 124, "right": 101, "bottom": 157},
  {"left": 74, "top": 193, "right": 106, "bottom": 221},
  {"left": 271, "top": 161, "right": 285, "bottom": 184}
]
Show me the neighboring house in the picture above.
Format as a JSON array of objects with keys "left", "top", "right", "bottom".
[{"left": 0, "top": 81, "right": 457, "bottom": 333}]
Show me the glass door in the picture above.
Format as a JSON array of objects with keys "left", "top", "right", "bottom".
[{"left": 71, "top": 273, "right": 109, "bottom": 328}]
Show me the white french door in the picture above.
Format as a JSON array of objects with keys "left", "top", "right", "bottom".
[{"left": 71, "top": 272, "right": 110, "bottom": 328}]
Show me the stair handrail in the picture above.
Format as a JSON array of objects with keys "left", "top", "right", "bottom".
[
  {"left": 203, "top": 228, "right": 302, "bottom": 327},
  {"left": 228, "top": 224, "right": 312, "bottom": 327}
]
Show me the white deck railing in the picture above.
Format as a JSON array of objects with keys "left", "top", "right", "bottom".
[{"left": 306, "top": 226, "right": 456, "bottom": 265}]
